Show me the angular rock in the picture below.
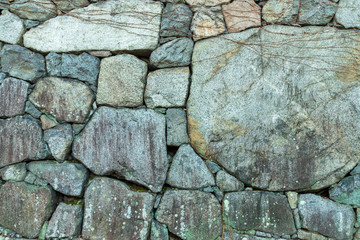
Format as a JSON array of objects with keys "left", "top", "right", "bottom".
[
  {"left": 298, "top": 0, "right": 338, "bottom": 25},
  {"left": 188, "top": 26, "right": 360, "bottom": 191},
  {"left": 0, "top": 45, "right": 45, "bottom": 83},
  {"left": 216, "top": 170, "right": 244, "bottom": 192},
  {"left": 223, "top": 191, "right": 296, "bottom": 235},
  {"left": 286, "top": 191, "right": 298, "bottom": 209},
  {"left": 0, "top": 182, "right": 56, "bottom": 238},
  {"left": 145, "top": 67, "right": 190, "bottom": 108},
  {"left": 166, "top": 108, "right": 188, "bottom": 146},
  {"left": 156, "top": 190, "right": 222, "bottom": 240},
  {"left": 329, "top": 174, "right": 360, "bottom": 207},
  {"left": 191, "top": 7, "right": 226, "bottom": 41},
  {"left": 29, "top": 77, "right": 94, "bottom": 123},
  {"left": 351, "top": 163, "right": 360, "bottom": 175},
  {"left": 25, "top": 101, "right": 42, "bottom": 118},
  {"left": 150, "top": 38, "right": 194, "bottom": 68},
  {"left": 9, "top": 0, "right": 57, "bottom": 21},
  {"left": 335, "top": 0, "right": 360, "bottom": 29},
  {"left": 40, "top": 115, "right": 58, "bottom": 130},
  {"left": 82, "top": 177, "right": 155, "bottom": 240},
  {"left": 0, "top": 163, "right": 27, "bottom": 182},
  {"left": 298, "top": 194, "right": 355, "bottom": 239},
  {"left": 23, "top": 19, "right": 41, "bottom": 29},
  {"left": 166, "top": 144, "right": 215, "bottom": 189},
  {"left": 262, "top": 0, "right": 300, "bottom": 25},
  {"left": 0, "top": 10, "right": 25, "bottom": 44},
  {"left": 73, "top": 107, "right": 168, "bottom": 193},
  {"left": 222, "top": 0, "right": 261, "bottom": 33},
  {"left": 223, "top": 232, "right": 287, "bottom": 240},
  {"left": 185, "top": 0, "right": 231, "bottom": 7},
  {"left": 160, "top": 3, "right": 193, "bottom": 38},
  {"left": 297, "top": 230, "right": 328, "bottom": 240},
  {"left": 0, "top": 117, "right": 48, "bottom": 168},
  {"left": 206, "top": 160, "right": 222, "bottom": 174},
  {"left": 23, "top": 0, "right": 162, "bottom": 53},
  {"left": 0, "top": 78, "right": 29, "bottom": 117},
  {"left": 27, "top": 161, "right": 89, "bottom": 197},
  {"left": 53, "top": 0, "right": 89, "bottom": 12},
  {"left": 96, "top": 54, "right": 147, "bottom": 107},
  {"left": 151, "top": 220, "right": 169, "bottom": 240},
  {"left": 46, "top": 203, "right": 83, "bottom": 238},
  {"left": 44, "top": 124, "right": 73, "bottom": 161}
]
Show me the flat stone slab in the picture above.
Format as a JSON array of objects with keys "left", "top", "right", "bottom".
[
  {"left": 188, "top": 25, "right": 360, "bottom": 191},
  {"left": 0, "top": 78, "right": 29, "bottom": 117}
]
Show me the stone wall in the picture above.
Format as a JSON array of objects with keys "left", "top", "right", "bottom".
[{"left": 0, "top": 0, "right": 360, "bottom": 239}]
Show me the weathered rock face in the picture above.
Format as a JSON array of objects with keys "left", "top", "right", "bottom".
[
  {"left": 335, "top": 0, "right": 360, "bottom": 29},
  {"left": 44, "top": 124, "right": 73, "bottom": 161},
  {"left": 53, "top": 0, "right": 89, "bottom": 12},
  {"left": 151, "top": 220, "right": 169, "bottom": 240},
  {"left": 297, "top": 0, "right": 338, "bottom": 25},
  {"left": 29, "top": 77, "right": 94, "bottom": 123},
  {"left": 188, "top": 26, "right": 360, "bottom": 191},
  {"left": 23, "top": 0, "right": 162, "bottom": 53},
  {"left": 262, "top": 0, "right": 299, "bottom": 25},
  {"left": 191, "top": 7, "right": 226, "bottom": 41},
  {"left": 216, "top": 170, "right": 244, "bottom": 192},
  {"left": 0, "top": 182, "right": 57, "bottom": 238},
  {"left": 156, "top": 190, "right": 222, "bottom": 240},
  {"left": 0, "top": 78, "right": 29, "bottom": 117},
  {"left": 166, "top": 108, "right": 189, "bottom": 146},
  {"left": 9, "top": 0, "right": 57, "bottom": 21},
  {"left": 223, "top": 191, "right": 296, "bottom": 235},
  {"left": 0, "top": 117, "right": 48, "bottom": 168},
  {"left": 329, "top": 174, "right": 360, "bottom": 207},
  {"left": 73, "top": 107, "right": 168, "bottom": 192},
  {"left": 0, "top": 163, "right": 27, "bottom": 182},
  {"left": 298, "top": 194, "right": 355, "bottom": 239},
  {"left": 82, "top": 177, "right": 155, "bottom": 240},
  {"left": 160, "top": 3, "right": 193, "bottom": 38},
  {"left": 185, "top": 0, "right": 231, "bottom": 7},
  {"left": 0, "top": 10, "right": 24, "bottom": 44}
]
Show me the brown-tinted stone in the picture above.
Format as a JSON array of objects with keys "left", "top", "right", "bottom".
[
  {"left": 0, "top": 78, "right": 29, "bottom": 117},
  {"left": 191, "top": 7, "right": 226, "bottom": 41},
  {"left": 40, "top": 115, "right": 58, "bottom": 130}
]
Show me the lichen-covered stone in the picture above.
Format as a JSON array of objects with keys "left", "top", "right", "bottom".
[
  {"left": 27, "top": 161, "right": 89, "bottom": 197},
  {"left": 185, "top": 0, "right": 231, "bottom": 7},
  {"left": 29, "top": 77, "right": 94, "bottom": 123},
  {"left": 223, "top": 191, "right": 296, "bottom": 235},
  {"left": 0, "top": 10, "right": 24, "bottom": 44},
  {"left": 25, "top": 101, "right": 42, "bottom": 118},
  {"left": 297, "top": 230, "right": 328, "bottom": 240},
  {"left": 9, "top": 0, "right": 57, "bottom": 21},
  {"left": 160, "top": 3, "right": 193, "bottom": 38},
  {"left": 191, "top": 7, "right": 226, "bottom": 41},
  {"left": 329, "top": 174, "right": 360, "bottom": 207},
  {"left": 216, "top": 170, "right": 244, "bottom": 192},
  {"left": 40, "top": 115, "right": 58, "bottom": 130},
  {"left": 297, "top": 0, "right": 338, "bottom": 25},
  {"left": 286, "top": 191, "right": 298, "bottom": 209},
  {"left": 156, "top": 190, "right": 222, "bottom": 240},
  {"left": 166, "top": 108, "right": 189, "bottom": 146},
  {"left": 335, "top": 0, "right": 360, "bottom": 29},
  {"left": 262, "top": 0, "right": 300, "bottom": 25},
  {"left": 82, "top": 177, "right": 155, "bottom": 240},
  {"left": 73, "top": 107, "right": 168, "bottom": 193},
  {"left": 151, "top": 220, "right": 169, "bottom": 240},
  {"left": 223, "top": 232, "right": 287, "bottom": 240},
  {"left": 0, "top": 78, "right": 29, "bottom": 117},
  {"left": 0, "top": 162, "right": 27, "bottom": 182},
  {"left": 44, "top": 124, "right": 73, "bottom": 161},
  {"left": 0, "top": 181, "right": 57, "bottom": 238}
]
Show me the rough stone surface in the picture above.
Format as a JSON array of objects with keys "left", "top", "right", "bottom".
[
  {"left": 216, "top": 170, "right": 244, "bottom": 192},
  {"left": 0, "top": 10, "right": 24, "bottom": 44},
  {"left": 335, "top": 0, "right": 360, "bottom": 29},
  {"left": 0, "top": 163, "right": 27, "bottom": 182},
  {"left": 46, "top": 52, "right": 100, "bottom": 85},
  {"left": 96, "top": 54, "right": 147, "bottom": 107},
  {"left": 27, "top": 161, "right": 89, "bottom": 197},
  {"left": 25, "top": 101, "right": 42, "bottom": 118},
  {"left": 0, "top": 182, "right": 56, "bottom": 238},
  {"left": 46, "top": 203, "right": 83, "bottom": 239},
  {"left": 166, "top": 144, "right": 215, "bottom": 189},
  {"left": 329, "top": 174, "right": 360, "bottom": 207},
  {"left": 0, "top": 78, "right": 29, "bottom": 117},
  {"left": 188, "top": 26, "right": 360, "bottom": 191},
  {"left": 286, "top": 191, "right": 298, "bottom": 209},
  {"left": 222, "top": 0, "right": 261, "bottom": 33},
  {"left": 166, "top": 108, "right": 188, "bottom": 146},
  {"left": 40, "top": 115, "right": 58, "bottom": 130},
  {"left": 191, "top": 7, "right": 226, "bottom": 41},
  {"left": 262, "top": 0, "right": 300, "bottom": 25},
  {"left": 23, "top": 19, "right": 41, "bottom": 29},
  {"left": 73, "top": 107, "right": 168, "bottom": 193},
  {"left": 145, "top": 67, "right": 190, "bottom": 108},
  {"left": 297, "top": 230, "right": 328, "bottom": 240},
  {"left": 53, "top": 0, "right": 89, "bottom": 12},
  {"left": 298, "top": 0, "right": 338, "bottom": 25},
  {"left": 298, "top": 194, "right": 355, "bottom": 239},
  {"left": 206, "top": 160, "right": 222, "bottom": 174},
  {"left": 29, "top": 77, "right": 94, "bottom": 123},
  {"left": 151, "top": 220, "right": 169, "bottom": 240},
  {"left": 160, "top": 3, "right": 193, "bottom": 38},
  {"left": 223, "top": 232, "right": 287, "bottom": 240},
  {"left": 185, "top": 0, "right": 231, "bottom": 7},
  {"left": 0, "top": 117, "right": 48, "bottom": 168},
  {"left": 0, "top": 45, "right": 45, "bottom": 83},
  {"left": 156, "top": 190, "right": 222, "bottom": 240},
  {"left": 23, "top": 0, "right": 162, "bottom": 53},
  {"left": 82, "top": 177, "right": 155, "bottom": 240},
  {"left": 44, "top": 124, "right": 73, "bottom": 162},
  {"left": 150, "top": 38, "right": 194, "bottom": 68},
  {"left": 9, "top": 0, "right": 57, "bottom": 21}
]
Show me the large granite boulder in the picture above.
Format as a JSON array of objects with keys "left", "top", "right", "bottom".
[{"left": 188, "top": 25, "right": 360, "bottom": 191}]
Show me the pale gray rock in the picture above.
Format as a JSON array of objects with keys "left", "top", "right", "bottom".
[
  {"left": 0, "top": 10, "right": 24, "bottom": 44},
  {"left": 0, "top": 163, "right": 27, "bottom": 182},
  {"left": 29, "top": 77, "right": 94, "bottom": 123},
  {"left": 145, "top": 67, "right": 190, "bottom": 108},
  {"left": 223, "top": 191, "right": 296, "bottom": 235},
  {"left": 44, "top": 124, "right": 73, "bottom": 162},
  {"left": 0, "top": 117, "right": 48, "bottom": 168},
  {"left": 23, "top": 0, "right": 162, "bottom": 53},
  {"left": 298, "top": 0, "right": 338, "bottom": 25},
  {"left": 73, "top": 107, "right": 168, "bottom": 193},
  {"left": 206, "top": 160, "right": 222, "bottom": 174},
  {"left": 46, "top": 203, "right": 83, "bottom": 238},
  {"left": 166, "top": 144, "right": 215, "bottom": 189},
  {"left": 188, "top": 26, "right": 360, "bottom": 191},
  {"left": 297, "top": 230, "right": 328, "bottom": 240},
  {"left": 0, "top": 45, "right": 45, "bottom": 83},
  {"left": 151, "top": 220, "right": 169, "bottom": 240},
  {"left": 96, "top": 54, "right": 147, "bottom": 107},
  {"left": 45, "top": 52, "right": 62, "bottom": 77},
  {"left": 9, "top": 0, "right": 56, "bottom": 21},
  {"left": 335, "top": 0, "right": 360, "bottom": 29},
  {"left": 160, "top": 3, "right": 193, "bottom": 38},
  {"left": 298, "top": 194, "right": 355, "bottom": 239},
  {"left": 25, "top": 101, "right": 42, "bottom": 118},
  {"left": 262, "top": 0, "right": 300, "bottom": 25},
  {"left": 286, "top": 191, "right": 298, "bottom": 209},
  {"left": 329, "top": 174, "right": 360, "bottom": 207},
  {"left": 27, "top": 161, "right": 89, "bottom": 197},
  {"left": 166, "top": 108, "right": 188, "bottom": 146},
  {"left": 0, "top": 182, "right": 57, "bottom": 238},
  {"left": 150, "top": 38, "right": 194, "bottom": 68},
  {"left": 216, "top": 170, "right": 244, "bottom": 192},
  {"left": 82, "top": 177, "right": 155, "bottom": 240},
  {"left": 191, "top": 7, "right": 226, "bottom": 41},
  {"left": 156, "top": 190, "right": 222, "bottom": 240},
  {"left": 23, "top": 19, "right": 41, "bottom": 29},
  {"left": 53, "top": 0, "right": 89, "bottom": 12},
  {"left": 0, "top": 78, "right": 29, "bottom": 117},
  {"left": 0, "top": 0, "right": 9, "bottom": 10}
]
